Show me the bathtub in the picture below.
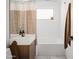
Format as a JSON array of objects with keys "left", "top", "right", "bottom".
[
  {"left": 37, "top": 35, "right": 64, "bottom": 44},
  {"left": 36, "top": 36, "right": 65, "bottom": 56}
]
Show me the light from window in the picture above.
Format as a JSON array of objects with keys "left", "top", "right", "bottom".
[{"left": 37, "top": 9, "right": 53, "bottom": 19}]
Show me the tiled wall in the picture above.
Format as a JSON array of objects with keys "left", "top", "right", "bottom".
[
  {"left": 10, "top": 10, "right": 20, "bottom": 34},
  {"left": 9, "top": 10, "right": 36, "bottom": 34}
]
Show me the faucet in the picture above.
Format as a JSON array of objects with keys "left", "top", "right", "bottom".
[{"left": 19, "top": 30, "right": 25, "bottom": 37}]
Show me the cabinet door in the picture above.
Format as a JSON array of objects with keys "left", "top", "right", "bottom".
[{"left": 18, "top": 45, "right": 29, "bottom": 59}]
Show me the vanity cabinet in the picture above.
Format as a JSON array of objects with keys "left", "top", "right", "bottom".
[
  {"left": 10, "top": 34, "right": 36, "bottom": 59},
  {"left": 18, "top": 40, "right": 36, "bottom": 59}
]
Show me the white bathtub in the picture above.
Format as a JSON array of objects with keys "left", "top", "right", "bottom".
[
  {"left": 37, "top": 35, "right": 64, "bottom": 44},
  {"left": 36, "top": 36, "right": 65, "bottom": 56}
]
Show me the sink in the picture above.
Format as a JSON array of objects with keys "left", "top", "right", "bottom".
[{"left": 10, "top": 34, "right": 35, "bottom": 45}]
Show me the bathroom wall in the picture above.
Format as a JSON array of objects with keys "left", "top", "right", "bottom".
[
  {"left": 6, "top": 0, "right": 10, "bottom": 47},
  {"left": 34, "top": 1, "right": 61, "bottom": 44}
]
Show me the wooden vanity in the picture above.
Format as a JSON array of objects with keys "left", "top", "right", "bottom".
[
  {"left": 10, "top": 34, "right": 36, "bottom": 59},
  {"left": 18, "top": 39, "right": 36, "bottom": 59}
]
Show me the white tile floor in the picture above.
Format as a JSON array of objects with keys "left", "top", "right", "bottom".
[{"left": 36, "top": 56, "right": 66, "bottom": 59}]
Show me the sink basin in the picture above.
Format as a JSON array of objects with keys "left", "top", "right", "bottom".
[{"left": 10, "top": 34, "right": 35, "bottom": 45}]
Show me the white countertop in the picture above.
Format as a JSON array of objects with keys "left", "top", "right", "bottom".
[{"left": 10, "top": 34, "right": 35, "bottom": 45}]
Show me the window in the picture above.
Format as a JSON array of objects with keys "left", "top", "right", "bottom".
[{"left": 37, "top": 9, "right": 54, "bottom": 19}]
